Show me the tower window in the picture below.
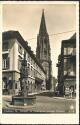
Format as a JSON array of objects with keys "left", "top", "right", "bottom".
[
  {"left": 44, "top": 49, "right": 47, "bottom": 54},
  {"left": 44, "top": 43, "right": 47, "bottom": 49}
]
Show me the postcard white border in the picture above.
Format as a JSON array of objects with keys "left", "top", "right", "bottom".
[
  {"left": 0, "top": 1, "right": 79, "bottom": 124},
  {"left": 0, "top": 4, "right": 2, "bottom": 116}
]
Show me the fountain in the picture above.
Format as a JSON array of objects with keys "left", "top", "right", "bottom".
[{"left": 12, "top": 52, "right": 36, "bottom": 106}]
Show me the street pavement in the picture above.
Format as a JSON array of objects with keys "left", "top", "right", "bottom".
[{"left": 2, "top": 95, "right": 76, "bottom": 113}]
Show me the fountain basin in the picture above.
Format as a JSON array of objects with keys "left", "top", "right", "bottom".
[{"left": 12, "top": 96, "right": 36, "bottom": 106}]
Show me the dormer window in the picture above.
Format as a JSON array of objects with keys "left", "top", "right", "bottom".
[
  {"left": 18, "top": 44, "right": 22, "bottom": 55},
  {"left": 3, "top": 41, "right": 8, "bottom": 51},
  {"left": 2, "top": 54, "right": 9, "bottom": 70}
]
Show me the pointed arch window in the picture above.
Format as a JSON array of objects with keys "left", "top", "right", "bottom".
[
  {"left": 44, "top": 39, "right": 47, "bottom": 49},
  {"left": 44, "top": 49, "right": 47, "bottom": 54}
]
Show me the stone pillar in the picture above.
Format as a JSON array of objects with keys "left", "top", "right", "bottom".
[{"left": 20, "top": 52, "right": 28, "bottom": 97}]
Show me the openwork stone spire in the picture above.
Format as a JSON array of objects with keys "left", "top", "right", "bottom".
[
  {"left": 39, "top": 9, "right": 48, "bottom": 35},
  {"left": 36, "top": 10, "right": 52, "bottom": 90}
]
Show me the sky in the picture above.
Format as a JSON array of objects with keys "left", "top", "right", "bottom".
[{"left": 3, "top": 3, "right": 76, "bottom": 78}]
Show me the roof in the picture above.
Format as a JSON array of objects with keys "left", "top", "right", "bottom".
[
  {"left": 3, "top": 30, "right": 46, "bottom": 74},
  {"left": 62, "top": 33, "right": 76, "bottom": 44},
  {"left": 70, "top": 33, "right": 76, "bottom": 40},
  {"left": 39, "top": 10, "right": 48, "bottom": 36}
]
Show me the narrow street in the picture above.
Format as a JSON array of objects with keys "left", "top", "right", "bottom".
[{"left": 2, "top": 95, "right": 76, "bottom": 113}]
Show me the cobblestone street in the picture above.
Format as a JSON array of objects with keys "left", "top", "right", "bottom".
[{"left": 2, "top": 95, "right": 76, "bottom": 113}]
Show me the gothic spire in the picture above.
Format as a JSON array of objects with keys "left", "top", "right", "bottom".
[{"left": 39, "top": 9, "right": 48, "bottom": 35}]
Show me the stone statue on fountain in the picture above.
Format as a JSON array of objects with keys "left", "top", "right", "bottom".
[{"left": 20, "top": 51, "right": 28, "bottom": 97}]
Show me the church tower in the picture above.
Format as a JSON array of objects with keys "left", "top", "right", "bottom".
[{"left": 36, "top": 10, "right": 52, "bottom": 90}]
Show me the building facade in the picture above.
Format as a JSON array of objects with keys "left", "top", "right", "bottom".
[
  {"left": 57, "top": 33, "right": 76, "bottom": 96},
  {"left": 2, "top": 31, "right": 46, "bottom": 95},
  {"left": 36, "top": 10, "right": 52, "bottom": 90}
]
